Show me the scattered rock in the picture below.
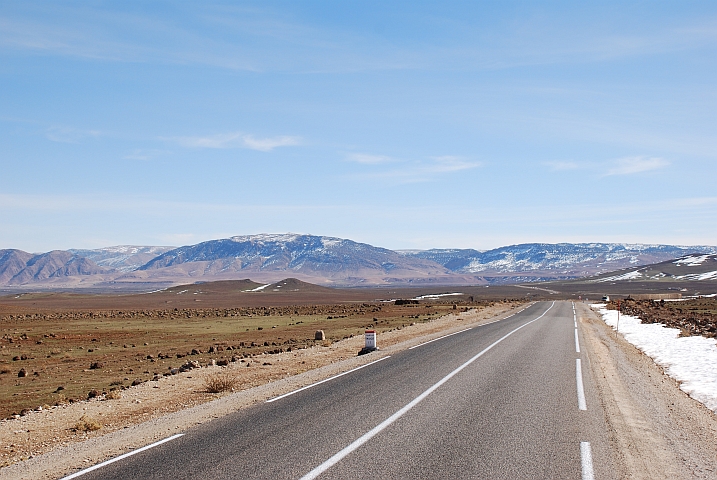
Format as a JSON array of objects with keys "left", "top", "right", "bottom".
[
  {"left": 18, "top": 368, "right": 27, "bottom": 378},
  {"left": 87, "top": 389, "right": 100, "bottom": 399},
  {"left": 89, "top": 362, "right": 103, "bottom": 370},
  {"left": 179, "top": 360, "right": 201, "bottom": 372},
  {"left": 315, "top": 330, "right": 325, "bottom": 340}
]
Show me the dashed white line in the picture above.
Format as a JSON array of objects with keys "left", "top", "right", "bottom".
[
  {"left": 299, "top": 302, "right": 555, "bottom": 480},
  {"left": 408, "top": 328, "right": 472, "bottom": 349},
  {"left": 266, "top": 356, "right": 390, "bottom": 403},
  {"left": 59, "top": 434, "right": 184, "bottom": 479},
  {"left": 576, "top": 358, "right": 587, "bottom": 411},
  {"left": 575, "top": 328, "right": 581, "bottom": 353},
  {"left": 580, "top": 441, "right": 595, "bottom": 480}
]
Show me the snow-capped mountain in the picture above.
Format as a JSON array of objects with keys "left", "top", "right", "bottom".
[
  {"left": 1, "top": 235, "right": 716, "bottom": 289},
  {"left": 404, "top": 243, "right": 717, "bottom": 277},
  {"left": 588, "top": 253, "right": 717, "bottom": 283},
  {"left": 132, "top": 234, "right": 451, "bottom": 285}
]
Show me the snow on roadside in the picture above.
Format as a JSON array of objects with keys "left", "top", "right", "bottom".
[{"left": 591, "top": 303, "right": 717, "bottom": 413}]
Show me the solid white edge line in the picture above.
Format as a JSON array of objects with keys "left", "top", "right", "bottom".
[
  {"left": 580, "top": 441, "right": 595, "bottom": 480},
  {"left": 266, "top": 356, "right": 390, "bottom": 403},
  {"left": 299, "top": 301, "right": 555, "bottom": 480},
  {"left": 575, "top": 328, "right": 581, "bottom": 353},
  {"left": 59, "top": 434, "right": 184, "bottom": 480},
  {"left": 576, "top": 358, "right": 587, "bottom": 411},
  {"left": 407, "top": 302, "right": 533, "bottom": 351},
  {"left": 408, "top": 328, "right": 472, "bottom": 349}
]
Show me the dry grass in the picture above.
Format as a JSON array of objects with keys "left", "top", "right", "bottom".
[
  {"left": 73, "top": 415, "right": 101, "bottom": 432},
  {"left": 104, "top": 389, "right": 122, "bottom": 400},
  {"left": 203, "top": 372, "right": 238, "bottom": 393}
]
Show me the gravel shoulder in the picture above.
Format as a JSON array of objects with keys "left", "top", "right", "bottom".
[
  {"left": 0, "top": 302, "right": 520, "bottom": 480},
  {"left": 578, "top": 302, "right": 717, "bottom": 479}
]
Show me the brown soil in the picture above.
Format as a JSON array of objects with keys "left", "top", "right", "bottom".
[
  {"left": 0, "top": 301, "right": 521, "bottom": 476},
  {"left": 605, "top": 298, "right": 717, "bottom": 338},
  {"left": 0, "top": 298, "right": 508, "bottom": 419}
]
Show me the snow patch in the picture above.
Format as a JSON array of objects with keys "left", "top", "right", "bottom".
[
  {"left": 674, "top": 255, "right": 710, "bottom": 266},
  {"left": 244, "top": 284, "right": 270, "bottom": 292},
  {"left": 591, "top": 304, "right": 717, "bottom": 413},
  {"left": 412, "top": 293, "right": 464, "bottom": 300},
  {"left": 675, "top": 270, "right": 717, "bottom": 281},
  {"left": 594, "top": 270, "right": 643, "bottom": 282}
]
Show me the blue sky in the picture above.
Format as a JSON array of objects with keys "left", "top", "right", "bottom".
[{"left": 1, "top": 1, "right": 716, "bottom": 252}]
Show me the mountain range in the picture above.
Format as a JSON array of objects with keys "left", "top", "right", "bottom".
[{"left": 1, "top": 234, "right": 715, "bottom": 290}]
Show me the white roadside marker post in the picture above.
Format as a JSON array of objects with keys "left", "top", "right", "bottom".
[{"left": 358, "top": 330, "right": 378, "bottom": 356}]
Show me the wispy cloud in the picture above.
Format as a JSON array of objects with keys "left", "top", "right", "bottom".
[
  {"left": 606, "top": 156, "right": 669, "bottom": 176},
  {"left": 348, "top": 154, "right": 481, "bottom": 183},
  {"left": 544, "top": 161, "right": 583, "bottom": 171},
  {"left": 429, "top": 156, "right": 481, "bottom": 173},
  {"left": 345, "top": 153, "right": 396, "bottom": 164},
  {"left": 172, "top": 132, "right": 300, "bottom": 151},
  {"left": 242, "top": 134, "right": 301, "bottom": 151},
  {"left": 544, "top": 157, "right": 670, "bottom": 176},
  {"left": 46, "top": 126, "right": 101, "bottom": 144}
]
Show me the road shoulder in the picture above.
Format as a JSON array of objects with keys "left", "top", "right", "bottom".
[{"left": 578, "top": 302, "right": 717, "bottom": 479}]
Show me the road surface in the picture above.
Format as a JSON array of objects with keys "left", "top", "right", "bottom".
[{"left": 65, "top": 301, "right": 617, "bottom": 479}]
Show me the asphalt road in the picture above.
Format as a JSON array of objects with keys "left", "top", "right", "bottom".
[{"left": 67, "top": 301, "right": 618, "bottom": 479}]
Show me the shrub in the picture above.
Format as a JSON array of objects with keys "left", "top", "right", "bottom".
[
  {"left": 105, "top": 389, "right": 122, "bottom": 400},
  {"left": 203, "top": 372, "right": 237, "bottom": 393},
  {"left": 74, "top": 415, "right": 102, "bottom": 432}
]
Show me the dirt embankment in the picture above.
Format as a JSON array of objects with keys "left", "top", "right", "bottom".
[{"left": 605, "top": 297, "right": 717, "bottom": 338}]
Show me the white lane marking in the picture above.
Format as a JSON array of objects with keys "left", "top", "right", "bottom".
[
  {"left": 580, "top": 441, "right": 595, "bottom": 480},
  {"left": 575, "top": 328, "right": 581, "bottom": 353},
  {"left": 59, "top": 434, "right": 184, "bottom": 479},
  {"left": 576, "top": 358, "right": 587, "bottom": 411},
  {"left": 408, "top": 328, "right": 472, "bottom": 349},
  {"left": 408, "top": 303, "right": 533, "bottom": 351},
  {"left": 299, "top": 302, "right": 556, "bottom": 480},
  {"left": 266, "top": 356, "right": 390, "bottom": 403}
]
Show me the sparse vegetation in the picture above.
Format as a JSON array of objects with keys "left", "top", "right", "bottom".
[
  {"left": 73, "top": 415, "right": 101, "bottom": 432},
  {"left": 0, "top": 295, "right": 504, "bottom": 418},
  {"left": 203, "top": 372, "right": 238, "bottom": 393},
  {"left": 105, "top": 389, "right": 122, "bottom": 400}
]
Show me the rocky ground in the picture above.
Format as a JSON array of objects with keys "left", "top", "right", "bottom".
[{"left": 605, "top": 297, "right": 717, "bottom": 338}]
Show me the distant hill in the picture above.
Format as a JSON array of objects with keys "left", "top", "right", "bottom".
[
  {"left": 1, "top": 235, "right": 716, "bottom": 290},
  {"left": 69, "top": 246, "right": 174, "bottom": 272},
  {"left": 0, "top": 249, "right": 110, "bottom": 286},
  {"left": 404, "top": 243, "right": 717, "bottom": 281},
  {"left": 586, "top": 253, "right": 717, "bottom": 283}
]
